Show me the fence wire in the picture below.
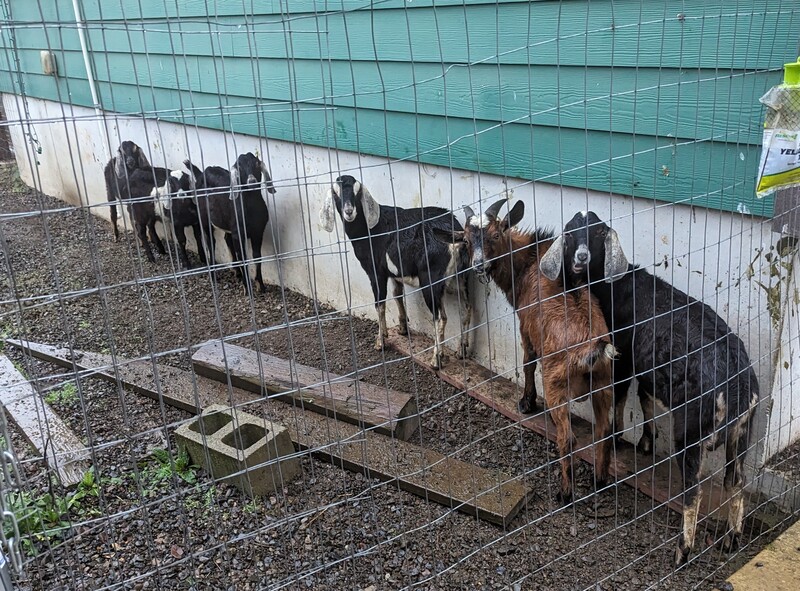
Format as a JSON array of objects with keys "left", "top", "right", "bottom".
[{"left": 1, "top": 1, "right": 800, "bottom": 590}]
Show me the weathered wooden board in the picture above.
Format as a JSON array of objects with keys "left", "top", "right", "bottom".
[
  {"left": 385, "top": 329, "right": 731, "bottom": 520},
  {"left": 6, "top": 339, "right": 529, "bottom": 526},
  {"left": 192, "top": 341, "right": 419, "bottom": 441},
  {"left": 0, "top": 353, "right": 90, "bottom": 486}
]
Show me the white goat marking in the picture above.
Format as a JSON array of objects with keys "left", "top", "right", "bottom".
[
  {"left": 386, "top": 253, "right": 420, "bottom": 288},
  {"left": 580, "top": 210, "right": 588, "bottom": 217},
  {"left": 444, "top": 243, "right": 460, "bottom": 289},
  {"left": 170, "top": 169, "right": 184, "bottom": 181}
]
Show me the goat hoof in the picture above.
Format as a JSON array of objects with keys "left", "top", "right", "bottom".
[
  {"left": 675, "top": 544, "right": 691, "bottom": 567},
  {"left": 719, "top": 533, "right": 740, "bottom": 553},
  {"left": 374, "top": 339, "right": 385, "bottom": 351},
  {"left": 517, "top": 397, "right": 538, "bottom": 415},
  {"left": 398, "top": 324, "right": 408, "bottom": 336},
  {"left": 431, "top": 355, "right": 442, "bottom": 370},
  {"left": 555, "top": 489, "right": 573, "bottom": 506},
  {"left": 457, "top": 343, "right": 469, "bottom": 360}
]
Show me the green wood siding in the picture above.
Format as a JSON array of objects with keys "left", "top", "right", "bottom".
[{"left": 2, "top": 0, "right": 798, "bottom": 216}]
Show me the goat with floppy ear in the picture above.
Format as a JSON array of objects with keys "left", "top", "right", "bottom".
[
  {"left": 321, "top": 175, "right": 472, "bottom": 368},
  {"left": 433, "top": 199, "right": 616, "bottom": 503},
  {"left": 104, "top": 141, "right": 151, "bottom": 241},
  {"left": 187, "top": 153, "right": 275, "bottom": 293},
  {"left": 558, "top": 210, "right": 758, "bottom": 566}
]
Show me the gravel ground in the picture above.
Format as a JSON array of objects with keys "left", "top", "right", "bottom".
[
  {"left": 767, "top": 438, "right": 800, "bottom": 485},
  {"left": 0, "top": 161, "right": 794, "bottom": 591}
]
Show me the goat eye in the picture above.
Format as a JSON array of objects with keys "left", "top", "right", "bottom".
[{"left": 492, "top": 232, "right": 500, "bottom": 240}]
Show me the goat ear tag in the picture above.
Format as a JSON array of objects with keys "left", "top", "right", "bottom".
[
  {"left": 320, "top": 190, "right": 336, "bottom": 232},
  {"left": 539, "top": 235, "right": 564, "bottom": 281}
]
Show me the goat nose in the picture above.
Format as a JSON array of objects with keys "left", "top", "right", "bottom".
[
  {"left": 247, "top": 174, "right": 257, "bottom": 185},
  {"left": 576, "top": 251, "right": 589, "bottom": 263}
]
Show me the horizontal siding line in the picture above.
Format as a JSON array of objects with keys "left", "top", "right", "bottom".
[
  {"left": 4, "top": 6, "right": 793, "bottom": 27},
  {"left": 533, "top": 129, "right": 756, "bottom": 186},
  {"left": 0, "top": 69, "right": 769, "bottom": 145}
]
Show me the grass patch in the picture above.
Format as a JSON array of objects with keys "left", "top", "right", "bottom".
[
  {"left": 2, "top": 468, "right": 100, "bottom": 556},
  {"left": 44, "top": 382, "right": 78, "bottom": 406}
]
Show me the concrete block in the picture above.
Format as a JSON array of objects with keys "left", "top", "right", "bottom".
[{"left": 175, "top": 404, "right": 300, "bottom": 497}]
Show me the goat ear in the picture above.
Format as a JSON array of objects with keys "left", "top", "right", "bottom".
[
  {"left": 229, "top": 166, "right": 241, "bottom": 200},
  {"left": 260, "top": 161, "right": 276, "bottom": 199},
  {"left": 539, "top": 235, "right": 564, "bottom": 281},
  {"left": 319, "top": 189, "right": 337, "bottom": 233},
  {"left": 183, "top": 162, "right": 197, "bottom": 191},
  {"left": 135, "top": 147, "right": 150, "bottom": 169},
  {"left": 432, "top": 227, "right": 465, "bottom": 244},
  {"left": 360, "top": 185, "right": 381, "bottom": 230},
  {"left": 604, "top": 228, "right": 629, "bottom": 282},
  {"left": 501, "top": 200, "right": 525, "bottom": 230}
]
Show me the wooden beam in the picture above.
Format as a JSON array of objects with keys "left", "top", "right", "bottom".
[
  {"left": 192, "top": 341, "right": 419, "bottom": 441},
  {"left": 385, "top": 329, "right": 732, "bottom": 520},
  {"left": 0, "top": 353, "right": 90, "bottom": 486},
  {"left": 6, "top": 339, "right": 530, "bottom": 526}
]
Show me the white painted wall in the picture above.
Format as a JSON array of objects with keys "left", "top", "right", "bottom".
[
  {"left": 3, "top": 94, "right": 791, "bottom": 466},
  {"left": 765, "top": 250, "right": 800, "bottom": 459}
]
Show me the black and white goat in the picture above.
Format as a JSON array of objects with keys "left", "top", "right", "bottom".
[
  {"left": 104, "top": 140, "right": 151, "bottom": 242},
  {"left": 152, "top": 170, "right": 207, "bottom": 269},
  {"left": 112, "top": 165, "right": 170, "bottom": 263},
  {"left": 320, "top": 175, "right": 471, "bottom": 368},
  {"left": 543, "top": 211, "right": 758, "bottom": 565},
  {"left": 184, "top": 153, "right": 275, "bottom": 293}
]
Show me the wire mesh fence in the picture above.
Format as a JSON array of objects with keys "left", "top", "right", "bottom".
[{"left": 1, "top": 1, "right": 800, "bottom": 590}]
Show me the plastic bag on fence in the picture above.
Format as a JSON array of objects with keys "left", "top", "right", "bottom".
[{"left": 756, "top": 58, "right": 800, "bottom": 198}]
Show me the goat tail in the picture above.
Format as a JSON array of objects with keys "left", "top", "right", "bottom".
[{"left": 576, "top": 340, "right": 618, "bottom": 373}]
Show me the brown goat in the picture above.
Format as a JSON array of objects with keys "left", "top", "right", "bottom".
[{"left": 435, "top": 199, "right": 615, "bottom": 501}]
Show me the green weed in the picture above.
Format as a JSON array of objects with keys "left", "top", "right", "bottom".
[
  {"left": 44, "top": 382, "right": 78, "bottom": 406},
  {"left": 140, "top": 447, "right": 198, "bottom": 496},
  {"left": 2, "top": 468, "right": 100, "bottom": 555}
]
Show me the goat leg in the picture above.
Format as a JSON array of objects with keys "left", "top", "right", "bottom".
[
  {"left": 110, "top": 203, "right": 120, "bottom": 241},
  {"left": 191, "top": 224, "right": 207, "bottom": 265},
  {"left": 175, "top": 224, "right": 191, "bottom": 269},
  {"left": 148, "top": 219, "right": 166, "bottom": 255},
  {"left": 549, "top": 398, "right": 575, "bottom": 504},
  {"left": 432, "top": 308, "right": 447, "bottom": 369},
  {"left": 374, "top": 302, "right": 388, "bottom": 350},
  {"left": 518, "top": 338, "right": 539, "bottom": 414},
  {"left": 457, "top": 275, "right": 471, "bottom": 359},
  {"left": 250, "top": 234, "right": 267, "bottom": 293},
  {"left": 637, "top": 388, "right": 657, "bottom": 454},
  {"left": 720, "top": 418, "right": 750, "bottom": 553},
  {"left": 392, "top": 280, "right": 408, "bottom": 336},
  {"left": 591, "top": 385, "right": 614, "bottom": 487},
  {"left": 136, "top": 221, "right": 156, "bottom": 263},
  {"left": 675, "top": 443, "right": 703, "bottom": 566}
]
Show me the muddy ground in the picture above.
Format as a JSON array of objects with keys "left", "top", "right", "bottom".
[{"left": 0, "top": 161, "right": 795, "bottom": 590}]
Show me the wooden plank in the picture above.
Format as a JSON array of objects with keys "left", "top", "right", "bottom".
[
  {"left": 0, "top": 354, "right": 90, "bottom": 486},
  {"left": 5, "top": 339, "right": 529, "bottom": 526},
  {"left": 6, "top": 339, "right": 419, "bottom": 441},
  {"left": 385, "top": 329, "right": 732, "bottom": 521},
  {"left": 192, "top": 341, "right": 419, "bottom": 441}
]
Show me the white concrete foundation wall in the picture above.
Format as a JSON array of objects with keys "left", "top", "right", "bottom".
[{"left": 3, "top": 94, "right": 792, "bottom": 466}]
